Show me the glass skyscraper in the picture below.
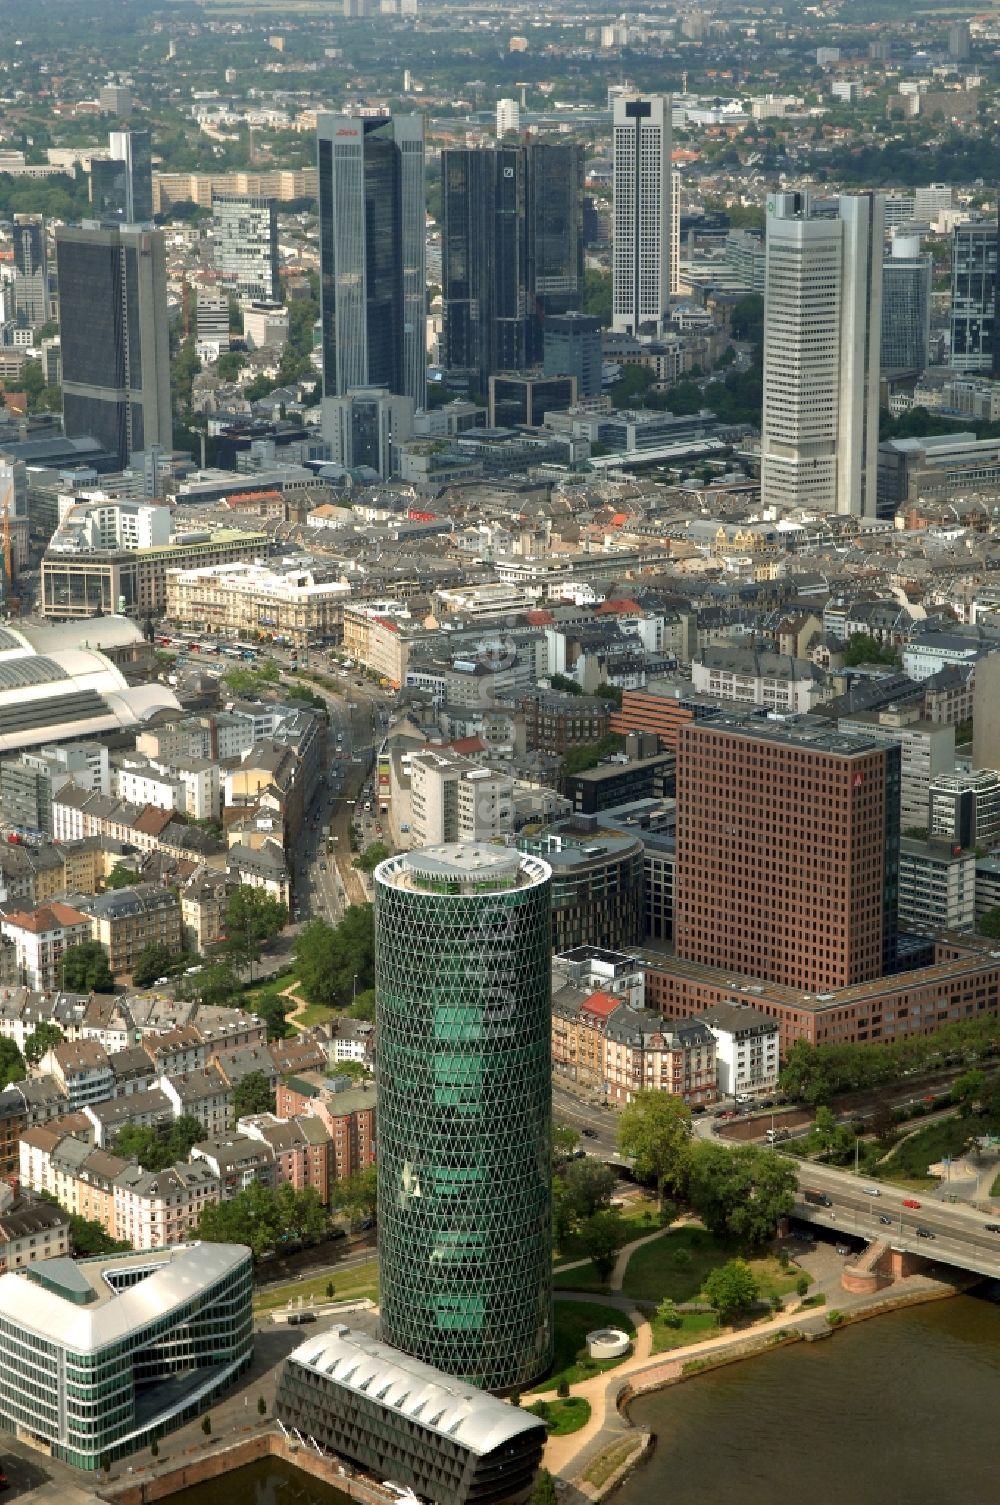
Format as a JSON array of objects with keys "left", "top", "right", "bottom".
[
  {"left": 881, "top": 235, "right": 932, "bottom": 377},
  {"left": 317, "top": 113, "right": 426, "bottom": 409},
  {"left": 441, "top": 142, "right": 583, "bottom": 385},
  {"left": 374, "top": 844, "right": 553, "bottom": 1392},
  {"left": 91, "top": 131, "right": 153, "bottom": 226},
  {"left": 950, "top": 221, "right": 999, "bottom": 374}
]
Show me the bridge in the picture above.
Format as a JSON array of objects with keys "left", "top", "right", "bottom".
[{"left": 792, "top": 1163, "right": 1000, "bottom": 1280}]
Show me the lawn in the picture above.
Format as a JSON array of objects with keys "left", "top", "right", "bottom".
[
  {"left": 244, "top": 970, "right": 297, "bottom": 1011},
  {"left": 990, "top": 1170, "right": 1000, "bottom": 1199},
  {"left": 583, "top": 1438, "right": 644, "bottom": 1489},
  {"left": 649, "top": 1310, "right": 718, "bottom": 1356},
  {"left": 878, "top": 1112, "right": 987, "bottom": 1187},
  {"left": 621, "top": 1224, "right": 811, "bottom": 1307},
  {"left": 254, "top": 1260, "right": 378, "bottom": 1314},
  {"left": 554, "top": 1198, "right": 660, "bottom": 1266},
  {"left": 526, "top": 1396, "right": 591, "bottom": 1436},
  {"left": 289, "top": 1000, "right": 338, "bottom": 1032},
  {"left": 527, "top": 1300, "right": 635, "bottom": 1393}
]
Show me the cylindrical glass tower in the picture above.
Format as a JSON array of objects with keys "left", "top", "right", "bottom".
[{"left": 375, "top": 843, "right": 553, "bottom": 1392}]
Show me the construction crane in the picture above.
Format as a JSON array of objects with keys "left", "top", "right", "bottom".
[{"left": 1, "top": 473, "right": 17, "bottom": 616}]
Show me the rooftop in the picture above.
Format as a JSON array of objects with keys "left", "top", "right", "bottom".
[{"left": 377, "top": 844, "right": 550, "bottom": 895}]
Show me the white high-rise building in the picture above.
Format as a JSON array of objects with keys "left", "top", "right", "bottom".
[
  {"left": 612, "top": 94, "right": 673, "bottom": 335},
  {"left": 761, "top": 190, "right": 884, "bottom": 517},
  {"left": 496, "top": 98, "right": 520, "bottom": 137},
  {"left": 670, "top": 168, "right": 681, "bottom": 296}
]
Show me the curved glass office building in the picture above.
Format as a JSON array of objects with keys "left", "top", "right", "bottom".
[{"left": 375, "top": 844, "right": 553, "bottom": 1392}]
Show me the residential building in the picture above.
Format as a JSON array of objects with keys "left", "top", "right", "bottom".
[
  {"left": 375, "top": 846, "right": 553, "bottom": 1390},
  {"left": 56, "top": 224, "right": 172, "bottom": 470},
  {"left": 275, "top": 1328, "right": 546, "bottom": 1505},
  {"left": 91, "top": 130, "right": 153, "bottom": 225},
  {"left": 408, "top": 749, "right": 513, "bottom": 848},
  {"left": 441, "top": 142, "right": 583, "bottom": 382},
  {"left": 211, "top": 194, "right": 280, "bottom": 303},
  {"left": 612, "top": 94, "right": 673, "bottom": 335},
  {"left": 519, "top": 690, "right": 610, "bottom": 755},
  {"left": 675, "top": 715, "right": 900, "bottom": 992},
  {"left": 950, "top": 221, "right": 998, "bottom": 374},
  {"left": 692, "top": 646, "right": 827, "bottom": 713},
  {"left": 159, "top": 1065, "right": 231, "bottom": 1139},
  {"left": 190, "top": 1134, "right": 276, "bottom": 1198},
  {"left": 0, "top": 902, "right": 91, "bottom": 990},
  {"left": 603, "top": 1007, "right": 716, "bottom": 1106},
  {"left": 239, "top": 1112, "right": 334, "bottom": 1203},
  {"left": 762, "top": 190, "right": 884, "bottom": 516},
  {"left": 112, "top": 1161, "right": 220, "bottom": 1249},
  {"left": 274, "top": 1078, "right": 375, "bottom": 1187},
  {"left": 317, "top": 113, "right": 426, "bottom": 408},
  {"left": 695, "top": 1002, "right": 780, "bottom": 1099},
  {"left": 81, "top": 884, "right": 181, "bottom": 978},
  {"left": 898, "top": 837, "right": 976, "bottom": 935},
  {"left": 496, "top": 97, "right": 520, "bottom": 137},
  {"left": 0, "top": 1243, "right": 252, "bottom": 1468},
  {"left": 180, "top": 868, "right": 231, "bottom": 953},
  {"left": 0, "top": 1191, "right": 71, "bottom": 1275},
  {"left": 881, "top": 235, "right": 932, "bottom": 377},
  {"left": 41, "top": 1040, "right": 115, "bottom": 1110},
  {"left": 929, "top": 769, "right": 1000, "bottom": 848}
]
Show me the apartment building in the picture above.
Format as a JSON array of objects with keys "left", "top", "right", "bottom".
[
  {"left": 239, "top": 1112, "right": 334, "bottom": 1203},
  {"left": 81, "top": 885, "right": 182, "bottom": 978},
  {"left": 695, "top": 1002, "right": 780, "bottom": 1099},
  {"left": 113, "top": 1161, "right": 220, "bottom": 1249},
  {"left": 0, "top": 902, "right": 92, "bottom": 990},
  {"left": 274, "top": 1078, "right": 375, "bottom": 1184}
]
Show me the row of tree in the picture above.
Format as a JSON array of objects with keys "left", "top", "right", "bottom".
[
  {"left": 778, "top": 1017, "right": 1000, "bottom": 1106},
  {"left": 194, "top": 1180, "right": 328, "bottom": 1260}
]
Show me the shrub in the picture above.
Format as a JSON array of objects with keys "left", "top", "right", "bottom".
[
  {"left": 201, "top": 1415, "right": 212, "bottom": 1436},
  {"left": 827, "top": 1310, "right": 845, "bottom": 1328},
  {"left": 258, "top": 1395, "right": 267, "bottom": 1416},
  {"left": 770, "top": 1293, "right": 783, "bottom": 1313},
  {"left": 795, "top": 1273, "right": 809, "bottom": 1297},
  {"left": 556, "top": 1377, "right": 570, "bottom": 1399}
]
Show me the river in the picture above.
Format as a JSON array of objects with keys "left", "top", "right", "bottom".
[{"left": 616, "top": 1295, "right": 1000, "bottom": 1505}]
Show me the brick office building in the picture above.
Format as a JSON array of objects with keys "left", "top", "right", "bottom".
[{"left": 674, "top": 715, "right": 900, "bottom": 993}]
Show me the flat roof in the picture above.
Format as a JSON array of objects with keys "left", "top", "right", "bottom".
[
  {"left": 377, "top": 844, "right": 550, "bottom": 894},
  {"left": 688, "top": 711, "right": 885, "bottom": 757}
]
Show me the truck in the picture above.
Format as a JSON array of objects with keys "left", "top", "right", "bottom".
[{"left": 803, "top": 1188, "right": 832, "bottom": 1207}]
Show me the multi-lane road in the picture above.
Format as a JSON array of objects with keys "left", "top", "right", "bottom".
[{"left": 793, "top": 1163, "right": 1000, "bottom": 1276}]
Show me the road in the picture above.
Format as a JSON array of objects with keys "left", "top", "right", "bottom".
[
  {"left": 792, "top": 1162, "right": 1000, "bottom": 1275},
  {"left": 552, "top": 1082, "right": 622, "bottom": 1159}
]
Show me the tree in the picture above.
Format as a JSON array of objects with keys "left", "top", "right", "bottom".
[
  {"left": 704, "top": 1259, "right": 759, "bottom": 1323},
  {"left": 61, "top": 941, "right": 114, "bottom": 993},
  {"left": 68, "top": 1212, "right": 130, "bottom": 1256},
  {"left": 531, "top": 1470, "right": 558, "bottom": 1505},
  {"left": 295, "top": 906, "right": 375, "bottom": 1008},
  {"left": 656, "top": 1297, "right": 682, "bottom": 1329},
  {"left": 552, "top": 1123, "right": 579, "bottom": 1161},
  {"left": 795, "top": 1273, "right": 810, "bottom": 1298},
  {"left": 330, "top": 1165, "right": 377, "bottom": 1225},
  {"left": 105, "top": 861, "right": 138, "bottom": 890},
  {"left": 0, "top": 1037, "right": 25, "bottom": 1088},
  {"left": 257, "top": 1395, "right": 267, "bottom": 1417},
  {"left": 618, "top": 1090, "right": 692, "bottom": 1203},
  {"left": 24, "top": 1022, "right": 63, "bottom": 1066},
  {"left": 561, "top": 1158, "right": 615, "bottom": 1223},
  {"left": 347, "top": 987, "right": 376, "bottom": 1022},
  {"left": 354, "top": 841, "right": 391, "bottom": 873},
  {"left": 201, "top": 1415, "right": 211, "bottom": 1437},
  {"left": 133, "top": 942, "right": 184, "bottom": 989},
  {"left": 117, "top": 1115, "right": 205, "bottom": 1172},
  {"left": 814, "top": 1106, "right": 838, "bottom": 1159},
  {"left": 232, "top": 1070, "right": 276, "bottom": 1120},
  {"left": 175, "top": 960, "right": 240, "bottom": 1008},
  {"left": 578, "top": 1210, "right": 626, "bottom": 1283},
  {"left": 978, "top": 907, "right": 1000, "bottom": 941},
  {"left": 224, "top": 886, "right": 288, "bottom": 978},
  {"left": 686, "top": 1143, "right": 797, "bottom": 1247},
  {"left": 951, "top": 1069, "right": 985, "bottom": 1118}
]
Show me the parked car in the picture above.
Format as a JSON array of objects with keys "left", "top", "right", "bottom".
[
  {"left": 287, "top": 1311, "right": 317, "bottom": 1324},
  {"left": 581, "top": 1127, "right": 598, "bottom": 1139}
]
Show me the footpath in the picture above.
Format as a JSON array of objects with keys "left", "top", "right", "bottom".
[{"left": 539, "top": 1224, "right": 959, "bottom": 1501}]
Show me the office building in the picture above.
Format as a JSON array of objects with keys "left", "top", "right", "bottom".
[
  {"left": 91, "top": 130, "right": 153, "bottom": 226},
  {"left": 166, "top": 560, "right": 350, "bottom": 643},
  {"left": 11, "top": 215, "right": 48, "bottom": 328},
  {"left": 838, "top": 704, "right": 955, "bottom": 829},
  {"left": 898, "top": 836, "right": 975, "bottom": 935},
  {"left": 323, "top": 386, "right": 414, "bottom": 478},
  {"left": 441, "top": 142, "right": 583, "bottom": 383},
  {"left": 0, "top": 1243, "right": 252, "bottom": 1468},
  {"left": 543, "top": 312, "right": 603, "bottom": 397},
  {"left": 276, "top": 1327, "right": 546, "bottom": 1505},
  {"left": 211, "top": 194, "right": 280, "bottom": 303},
  {"left": 196, "top": 290, "right": 231, "bottom": 348},
  {"left": 761, "top": 190, "right": 884, "bottom": 516},
  {"left": 974, "top": 653, "right": 1000, "bottom": 771},
  {"left": 56, "top": 224, "right": 172, "bottom": 470},
  {"left": 881, "top": 235, "right": 932, "bottom": 377},
  {"left": 518, "top": 821, "right": 645, "bottom": 953},
  {"left": 948, "top": 20, "right": 971, "bottom": 61},
  {"left": 929, "top": 768, "right": 1000, "bottom": 849},
  {"left": 375, "top": 845, "right": 553, "bottom": 1391},
  {"left": 99, "top": 84, "right": 133, "bottom": 118},
  {"left": 724, "top": 230, "right": 766, "bottom": 294},
  {"left": 317, "top": 113, "right": 426, "bottom": 408},
  {"left": 488, "top": 372, "right": 576, "bottom": 427},
  {"left": 612, "top": 94, "right": 672, "bottom": 335},
  {"left": 950, "top": 221, "right": 998, "bottom": 374},
  {"left": 408, "top": 749, "right": 513, "bottom": 847},
  {"left": 675, "top": 715, "right": 900, "bottom": 992}
]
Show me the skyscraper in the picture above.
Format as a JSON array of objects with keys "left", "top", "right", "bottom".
[
  {"left": 543, "top": 311, "right": 602, "bottom": 396},
  {"left": 674, "top": 715, "right": 900, "bottom": 993},
  {"left": 441, "top": 141, "right": 583, "bottom": 385},
  {"left": 11, "top": 214, "right": 47, "bottom": 327},
  {"left": 950, "top": 220, "right": 998, "bottom": 374},
  {"left": 761, "top": 190, "right": 884, "bottom": 516},
  {"left": 317, "top": 113, "right": 426, "bottom": 409},
  {"left": 374, "top": 844, "right": 553, "bottom": 1392},
  {"left": 211, "top": 194, "right": 280, "bottom": 302},
  {"left": 91, "top": 130, "right": 153, "bottom": 225},
  {"left": 57, "top": 225, "right": 172, "bottom": 470},
  {"left": 881, "top": 234, "right": 932, "bottom": 377},
  {"left": 612, "top": 94, "right": 672, "bottom": 335}
]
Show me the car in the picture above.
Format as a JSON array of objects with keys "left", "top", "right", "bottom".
[
  {"left": 320, "top": 862, "right": 327, "bottom": 871},
  {"left": 861, "top": 1186, "right": 881, "bottom": 1197},
  {"left": 581, "top": 1127, "right": 598, "bottom": 1138},
  {"left": 879, "top": 1214, "right": 893, "bottom": 1225},
  {"left": 735, "top": 1093, "right": 752, "bottom": 1104},
  {"left": 328, "top": 1228, "right": 347, "bottom": 1241},
  {"left": 836, "top": 1244, "right": 851, "bottom": 1256},
  {"left": 985, "top": 1223, "right": 1000, "bottom": 1233},
  {"left": 287, "top": 1311, "right": 318, "bottom": 1324},
  {"left": 902, "top": 1198, "right": 922, "bottom": 1209},
  {"left": 915, "top": 1226, "right": 935, "bottom": 1239}
]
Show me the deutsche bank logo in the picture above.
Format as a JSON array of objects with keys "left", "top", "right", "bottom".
[{"left": 503, "top": 167, "right": 514, "bottom": 179}]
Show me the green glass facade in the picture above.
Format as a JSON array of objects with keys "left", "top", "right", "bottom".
[{"left": 375, "top": 846, "right": 553, "bottom": 1392}]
